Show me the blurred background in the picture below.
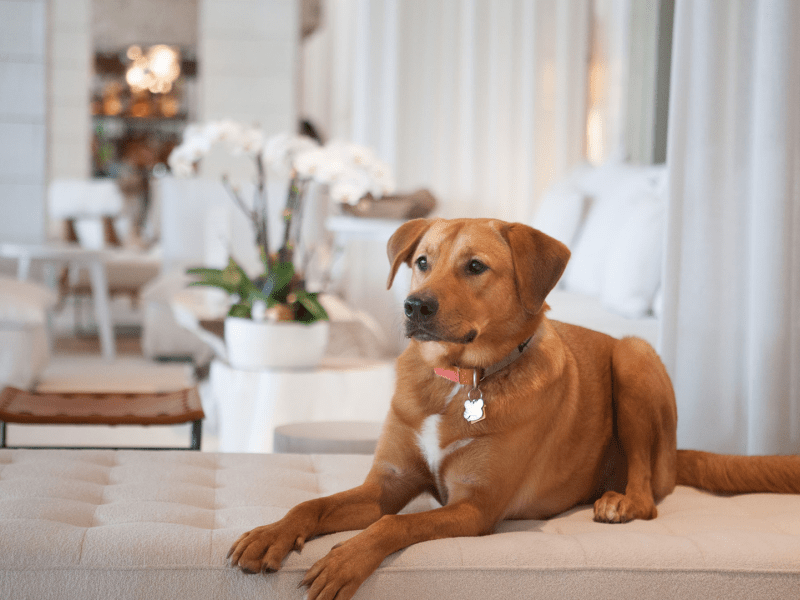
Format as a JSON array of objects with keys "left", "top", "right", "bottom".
[{"left": 1, "top": 0, "right": 797, "bottom": 456}]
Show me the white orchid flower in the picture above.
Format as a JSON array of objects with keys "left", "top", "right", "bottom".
[
  {"left": 329, "top": 170, "right": 373, "bottom": 205},
  {"left": 294, "top": 147, "right": 350, "bottom": 183},
  {"left": 169, "top": 121, "right": 395, "bottom": 203},
  {"left": 167, "top": 144, "right": 200, "bottom": 177},
  {"left": 238, "top": 127, "right": 265, "bottom": 155},
  {"left": 263, "top": 134, "right": 319, "bottom": 176}
]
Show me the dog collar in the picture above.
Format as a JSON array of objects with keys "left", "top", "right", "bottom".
[
  {"left": 433, "top": 337, "right": 533, "bottom": 386},
  {"left": 434, "top": 337, "right": 533, "bottom": 424}
]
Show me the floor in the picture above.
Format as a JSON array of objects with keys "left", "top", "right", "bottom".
[{"left": 6, "top": 328, "right": 220, "bottom": 451}]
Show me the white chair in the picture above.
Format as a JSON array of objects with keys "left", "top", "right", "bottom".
[
  {"left": 48, "top": 179, "right": 161, "bottom": 339},
  {"left": 49, "top": 179, "right": 124, "bottom": 250}
]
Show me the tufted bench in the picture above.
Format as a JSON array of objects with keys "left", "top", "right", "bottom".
[{"left": 1, "top": 449, "right": 799, "bottom": 599}]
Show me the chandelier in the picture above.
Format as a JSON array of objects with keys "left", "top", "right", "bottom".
[{"left": 125, "top": 45, "right": 181, "bottom": 95}]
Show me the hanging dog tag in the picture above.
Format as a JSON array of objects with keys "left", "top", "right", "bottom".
[{"left": 463, "top": 387, "right": 485, "bottom": 423}]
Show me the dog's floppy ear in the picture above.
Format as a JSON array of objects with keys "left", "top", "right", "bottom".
[
  {"left": 503, "top": 223, "right": 571, "bottom": 314},
  {"left": 386, "top": 218, "right": 432, "bottom": 289}
]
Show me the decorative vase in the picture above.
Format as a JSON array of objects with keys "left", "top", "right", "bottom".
[{"left": 224, "top": 317, "right": 330, "bottom": 370}]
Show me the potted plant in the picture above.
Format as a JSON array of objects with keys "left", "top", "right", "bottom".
[{"left": 168, "top": 121, "right": 395, "bottom": 370}]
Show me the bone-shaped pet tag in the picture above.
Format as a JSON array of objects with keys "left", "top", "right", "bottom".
[{"left": 463, "top": 388, "right": 485, "bottom": 423}]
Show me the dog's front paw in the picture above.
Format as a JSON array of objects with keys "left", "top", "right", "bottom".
[
  {"left": 227, "top": 522, "right": 305, "bottom": 574},
  {"left": 300, "top": 541, "right": 380, "bottom": 600},
  {"left": 593, "top": 491, "right": 657, "bottom": 523}
]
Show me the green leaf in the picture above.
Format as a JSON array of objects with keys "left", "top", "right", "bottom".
[
  {"left": 264, "top": 261, "right": 294, "bottom": 302},
  {"left": 187, "top": 280, "right": 236, "bottom": 294},
  {"left": 187, "top": 258, "right": 261, "bottom": 299},
  {"left": 227, "top": 302, "right": 251, "bottom": 319},
  {"left": 245, "top": 288, "right": 278, "bottom": 309},
  {"left": 294, "top": 290, "right": 329, "bottom": 323},
  {"left": 187, "top": 267, "right": 224, "bottom": 277},
  {"left": 259, "top": 245, "right": 271, "bottom": 276},
  {"left": 222, "top": 259, "right": 244, "bottom": 288},
  {"left": 186, "top": 267, "right": 239, "bottom": 294}
]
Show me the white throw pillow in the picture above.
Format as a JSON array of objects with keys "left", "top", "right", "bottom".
[
  {"left": 601, "top": 193, "right": 665, "bottom": 318},
  {"left": 532, "top": 162, "right": 602, "bottom": 245},
  {"left": 532, "top": 182, "right": 590, "bottom": 248},
  {"left": 561, "top": 163, "right": 642, "bottom": 297}
]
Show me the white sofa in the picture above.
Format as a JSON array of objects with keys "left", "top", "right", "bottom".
[
  {"left": 0, "top": 277, "right": 56, "bottom": 389},
  {"left": 1, "top": 449, "right": 798, "bottom": 600},
  {"left": 535, "top": 161, "right": 666, "bottom": 347}
]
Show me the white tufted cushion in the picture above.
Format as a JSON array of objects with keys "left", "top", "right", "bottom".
[
  {"left": 0, "top": 450, "right": 799, "bottom": 600},
  {"left": 0, "top": 277, "right": 56, "bottom": 388},
  {"left": 0, "top": 276, "right": 57, "bottom": 326}
]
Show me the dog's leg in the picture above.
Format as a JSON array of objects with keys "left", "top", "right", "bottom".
[
  {"left": 300, "top": 499, "right": 499, "bottom": 600},
  {"left": 228, "top": 434, "right": 429, "bottom": 574},
  {"left": 228, "top": 483, "right": 385, "bottom": 574},
  {"left": 594, "top": 337, "right": 678, "bottom": 523}
]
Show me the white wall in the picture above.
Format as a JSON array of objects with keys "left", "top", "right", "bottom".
[
  {"left": 0, "top": 0, "right": 47, "bottom": 244},
  {"left": 49, "top": 0, "right": 92, "bottom": 181},
  {"left": 93, "top": 0, "right": 197, "bottom": 53},
  {"left": 199, "top": 0, "right": 298, "bottom": 134}
]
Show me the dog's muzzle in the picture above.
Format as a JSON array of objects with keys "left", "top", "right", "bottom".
[
  {"left": 404, "top": 295, "right": 477, "bottom": 344},
  {"left": 404, "top": 294, "right": 441, "bottom": 341},
  {"left": 404, "top": 295, "right": 438, "bottom": 322}
]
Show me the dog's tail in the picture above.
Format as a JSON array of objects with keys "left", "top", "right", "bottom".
[{"left": 677, "top": 449, "right": 800, "bottom": 494}]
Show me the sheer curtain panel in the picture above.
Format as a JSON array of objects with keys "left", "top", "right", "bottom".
[
  {"left": 301, "top": 0, "right": 597, "bottom": 221},
  {"left": 661, "top": 0, "right": 800, "bottom": 455}
]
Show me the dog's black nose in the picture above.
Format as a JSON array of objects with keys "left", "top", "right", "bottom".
[{"left": 404, "top": 295, "right": 438, "bottom": 321}]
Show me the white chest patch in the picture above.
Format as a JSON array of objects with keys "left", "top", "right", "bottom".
[
  {"left": 417, "top": 384, "right": 472, "bottom": 489},
  {"left": 418, "top": 414, "right": 444, "bottom": 476}
]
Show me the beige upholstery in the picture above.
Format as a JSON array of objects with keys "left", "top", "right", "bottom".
[{"left": 1, "top": 449, "right": 799, "bottom": 599}]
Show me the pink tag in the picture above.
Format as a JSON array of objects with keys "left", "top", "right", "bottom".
[{"left": 434, "top": 368, "right": 460, "bottom": 383}]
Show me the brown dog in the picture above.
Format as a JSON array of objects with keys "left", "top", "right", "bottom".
[{"left": 228, "top": 218, "right": 800, "bottom": 600}]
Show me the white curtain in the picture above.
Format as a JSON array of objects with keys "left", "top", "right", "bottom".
[
  {"left": 661, "top": 0, "right": 800, "bottom": 455},
  {"left": 301, "top": 0, "right": 600, "bottom": 222}
]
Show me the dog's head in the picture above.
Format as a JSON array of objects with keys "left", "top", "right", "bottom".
[{"left": 386, "top": 218, "right": 570, "bottom": 367}]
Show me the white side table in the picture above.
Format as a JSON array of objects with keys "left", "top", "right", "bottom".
[
  {"left": 209, "top": 356, "right": 395, "bottom": 453},
  {"left": 273, "top": 420, "right": 384, "bottom": 454}
]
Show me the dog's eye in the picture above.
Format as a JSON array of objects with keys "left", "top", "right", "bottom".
[
  {"left": 415, "top": 256, "right": 428, "bottom": 271},
  {"left": 467, "top": 259, "right": 488, "bottom": 275}
]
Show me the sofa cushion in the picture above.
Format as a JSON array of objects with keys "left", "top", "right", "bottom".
[
  {"left": 601, "top": 190, "right": 665, "bottom": 318},
  {"left": 0, "top": 277, "right": 56, "bottom": 389},
  {"left": 546, "top": 289, "right": 659, "bottom": 346},
  {"left": 1, "top": 449, "right": 798, "bottom": 600},
  {"left": 532, "top": 183, "right": 590, "bottom": 250},
  {"left": 560, "top": 163, "right": 666, "bottom": 317},
  {"left": 561, "top": 163, "right": 642, "bottom": 297},
  {"left": 0, "top": 276, "right": 57, "bottom": 326}
]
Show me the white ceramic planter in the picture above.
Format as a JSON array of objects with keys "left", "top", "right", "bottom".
[{"left": 224, "top": 317, "right": 330, "bottom": 370}]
